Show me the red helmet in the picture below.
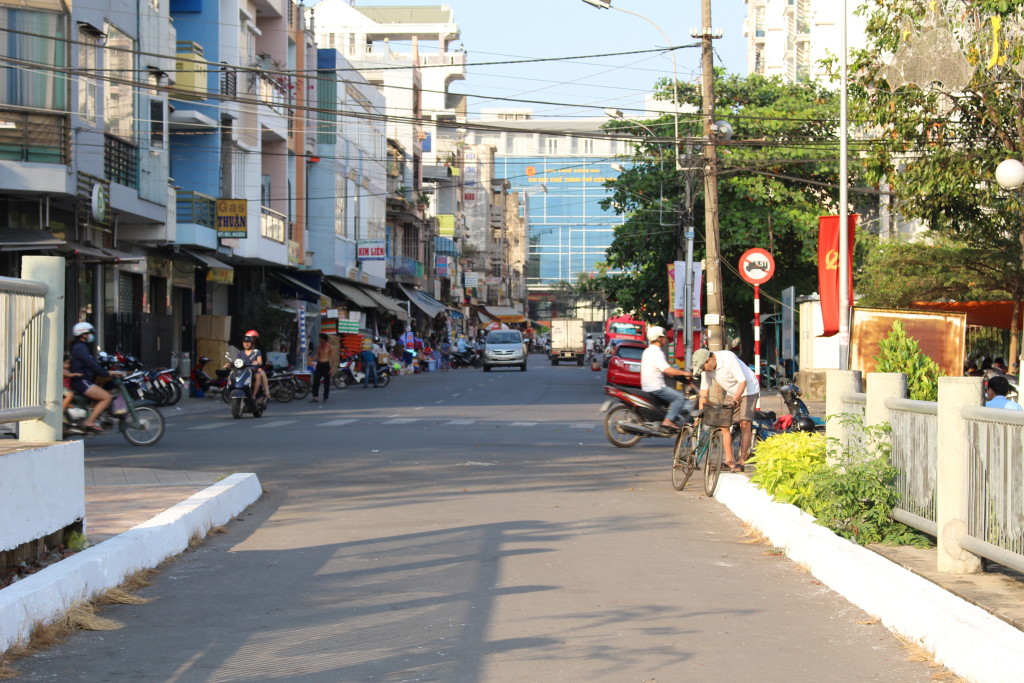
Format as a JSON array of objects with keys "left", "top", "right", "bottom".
[{"left": 245, "top": 329, "right": 259, "bottom": 338}]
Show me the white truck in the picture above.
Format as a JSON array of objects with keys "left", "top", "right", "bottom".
[{"left": 549, "top": 318, "right": 585, "bottom": 366}]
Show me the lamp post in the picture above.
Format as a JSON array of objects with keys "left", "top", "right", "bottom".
[{"left": 995, "top": 157, "right": 1024, "bottom": 374}]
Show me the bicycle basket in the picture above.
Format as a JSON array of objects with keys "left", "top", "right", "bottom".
[{"left": 701, "top": 404, "right": 734, "bottom": 428}]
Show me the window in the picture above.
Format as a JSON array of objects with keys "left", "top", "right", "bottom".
[
  {"left": 104, "top": 24, "right": 134, "bottom": 141},
  {"left": 511, "top": 137, "right": 529, "bottom": 155},
  {"left": 78, "top": 31, "right": 98, "bottom": 124},
  {"left": 348, "top": 178, "right": 360, "bottom": 239},
  {"left": 545, "top": 137, "right": 559, "bottom": 155},
  {"left": 149, "top": 97, "right": 164, "bottom": 149},
  {"left": 0, "top": 7, "right": 68, "bottom": 110},
  {"left": 581, "top": 138, "right": 595, "bottom": 155},
  {"left": 335, "top": 174, "right": 346, "bottom": 238}
]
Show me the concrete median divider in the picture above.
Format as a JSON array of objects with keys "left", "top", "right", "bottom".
[
  {"left": 713, "top": 473, "right": 1024, "bottom": 683},
  {"left": 0, "top": 472, "right": 262, "bottom": 653}
]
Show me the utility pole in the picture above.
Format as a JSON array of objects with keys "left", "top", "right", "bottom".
[{"left": 697, "top": 0, "right": 725, "bottom": 351}]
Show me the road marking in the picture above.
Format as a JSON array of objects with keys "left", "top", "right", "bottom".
[
  {"left": 321, "top": 419, "right": 355, "bottom": 427},
  {"left": 188, "top": 423, "right": 222, "bottom": 430},
  {"left": 413, "top": 406, "right": 424, "bottom": 411},
  {"left": 435, "top": 400, "right": 444, "bottom": 404},
  {"left": 570, "top": 424, "right": 596, "bottom": 429},
  {"left": 383, "top": 418, "right": 418, "bottom": 424},
  {"left": 508, "top": 422, "right": 537, "bottom": 427},
  {"left": 447, "top": 419, "right": 476, "bottom": 425},
  {"left": 253, "top": 420, "right": 296, "bottom": 428},
  {"left": 452, "top": 393, "right": 461, "bottom": 397},
  {"left": 387, "top": 414, "right": 401, "bottom": 418}
]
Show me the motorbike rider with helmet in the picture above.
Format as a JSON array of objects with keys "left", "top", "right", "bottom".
[
  {"left": 236, "top": 331, "right": 269, "bottom": 400},
  {"left": 640, "top": 326, "right": 694, "bottom": 431},
  {"left": 68, "top": 322, "right": 115, "bottom": 432}
]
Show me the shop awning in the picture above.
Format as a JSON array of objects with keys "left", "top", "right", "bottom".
[
  {"left": 399, "top": 283, "right": 447, "bottom": 318},
  {"left": 480, "top": 305, "right": 527, "bottom": 324},
  {"left": 323, "top": 277, "right": 378, "bottom": 310},
  {"left": 60, "top": 242, "right": 144, "bottom": 263},
  {"left": 447, "top": 308, "right": 464, "bottom": 319},
  {"left": 269, "top": 270, "right": 322, "bottom": 303},
  {"left": 0, "top": 228, "right": 65, "bottom": 251},
  {"left": 181, "top": 248, "right": 233, "bottom": 271},
  {"left": 361, "top": 287, "right": 410, "bottom": 321},
  {"left": 910, "top": 301, "right": 1024, "bottom": 330}
]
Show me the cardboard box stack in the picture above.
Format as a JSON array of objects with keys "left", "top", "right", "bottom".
[{"left": 196, "top": 315, "right": 231, "bottom": 364}]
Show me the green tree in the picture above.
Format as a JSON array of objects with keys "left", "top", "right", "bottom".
[
  {"left": 847, "top": 0, "right": 1024, "bottom": 310},
  {"left": 599, "top": 72, "right": 848, "bottom": 342}
]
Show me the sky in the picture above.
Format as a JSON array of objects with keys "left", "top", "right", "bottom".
[{"left": 343, "top": 0, "right": 750, "bottom": 120}]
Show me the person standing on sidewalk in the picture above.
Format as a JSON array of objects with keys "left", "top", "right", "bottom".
[{"left": 310, "top": 333, "right": 332, "bottom": 403}]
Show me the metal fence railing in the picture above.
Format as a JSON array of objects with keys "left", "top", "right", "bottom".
[
  {"left": 961, "top": 405, "right": 1024, "bottom": 574},
  {"left": 0, "top": 275, "right": 49, "bottom": 424},
  {"left": 887, "top": 397, "right": 938, "bottom": 535}
]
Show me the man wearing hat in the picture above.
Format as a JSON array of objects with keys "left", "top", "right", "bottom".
[
  {"left": 691, "top": 348, "right": 760, "bottom": 471},
  {"left": 640, "top": 326, "right": 694, "bottom": 431}
]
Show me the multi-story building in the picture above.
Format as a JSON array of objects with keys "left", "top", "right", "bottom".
[
  {"left": 462, "top": 111, "right": 630, "bottom": 320},
  {"left": 0, "top": 0, "right": 177, "bottom": 363},
  {"left": 743, "top": 0, "right": 868, "bottom": 83}
]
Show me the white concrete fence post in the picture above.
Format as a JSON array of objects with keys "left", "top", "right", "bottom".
[
  {"left": 18, "top": 256, "right": 64, "bottom": 442},
  {"left": 865, "top": 372, "right": 906, "bottom": 428},
  {"left": 825, "top": 370, "right": 862, "bottom": 449},
  {"left": 936, "top": 376, "right": 984, "bottom": 574}
]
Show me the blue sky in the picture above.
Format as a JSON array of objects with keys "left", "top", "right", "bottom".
[{"left": 346, "top": 0, "right": 749, "bottom": 119}]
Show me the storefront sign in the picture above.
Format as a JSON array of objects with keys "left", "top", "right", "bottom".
[
  {"left": 464, "top": 272, "right": 480, "bottom": 287},
  {"left": 357, "top": 240, "right": 386, "bottom": 261},
  {"left": 216, "top": 199, "right": 248, "bottom": 238}
]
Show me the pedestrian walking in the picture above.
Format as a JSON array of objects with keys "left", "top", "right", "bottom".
[{"left": 310, "top": 333, "right": 332, "bottom": 402}]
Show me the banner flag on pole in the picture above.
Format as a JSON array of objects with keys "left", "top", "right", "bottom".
[{"left": 817, "top": 214, "right": 857, "bottom": 337}]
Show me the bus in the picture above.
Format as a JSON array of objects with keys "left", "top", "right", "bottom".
[{"left": 604, "top": 315, "right": 647, "bottom": 347}]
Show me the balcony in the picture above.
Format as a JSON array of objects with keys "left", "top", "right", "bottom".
[
  {"left": 261, "top": 206, "right": 286, "bottom": 243},
  {"left": 104, "top": 135, "right": 137, "bottom": 189},
  {"left": 177, "top": 190, "right": 216, "bottom": 228},
  {"left": 387, "top": 255, "right": 424, "bottom": 284},
  {"left": 0, "top": 110, "right": 68, "bottom": 165}
]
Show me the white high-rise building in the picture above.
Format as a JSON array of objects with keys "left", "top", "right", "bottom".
[{"left": 743, "top": 0, "right": 868, "bottom": 83}]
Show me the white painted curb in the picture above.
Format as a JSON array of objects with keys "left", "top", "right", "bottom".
[
  {"left": 0, "top": 472, "right": 262, "bottom": 653},
  {"left": 715, "top": 473, "right": 1024, "bottom": 683}
]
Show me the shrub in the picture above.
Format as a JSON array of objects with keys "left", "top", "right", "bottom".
[
  {"left": 748, "top": 431, "right": 827, "bottom": 509},
  {"left": 873, "top": 320, "right": 944, "bottom": 401}
]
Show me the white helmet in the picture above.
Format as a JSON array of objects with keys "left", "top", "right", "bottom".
[
  {"left": 646, "top": 325, "right": 666, "bottom": 342},
  {"left": 72, "top": 322, "right": 94, "bottom": 337}
]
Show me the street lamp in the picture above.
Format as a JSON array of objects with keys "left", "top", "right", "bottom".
[{"left": 996, "top": 157, "right": 1024, "bottom": 374}]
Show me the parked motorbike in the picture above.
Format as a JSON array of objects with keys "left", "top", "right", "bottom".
[
  {"left": 332, "top": 355, "right": 391, "bottom": 389},
  {"left": 601, "top": 382, "right": 698, "bottom": 448},
  {"left": 190, "top": 356, "right": 230, "bottom": 400},
  {"left": 64, "top": 371, "right": 165, "bottom": 446},
  {"left": 226, "top": 356, "right": 266, "bottom": 419},
  {"left": 267, "top": 366, "right": 297, "bottom": 402}
]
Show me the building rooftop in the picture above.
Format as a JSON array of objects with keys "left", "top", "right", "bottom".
[{"left": 355, "top": 5, "right": 454, "bottom": 25}]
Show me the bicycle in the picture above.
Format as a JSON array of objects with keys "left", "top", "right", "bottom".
[{"left": 670, "top": 402, "right": 734, "bottom": 496}]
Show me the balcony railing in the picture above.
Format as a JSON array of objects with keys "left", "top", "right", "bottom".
[
  {"left": 104, "top": 135, "right": 138, "bottom": 188},
  {"left": 177, "top": 190, "right": 216, "bottom": 228},
  {"left": 0, "top": 110, "right": 68, "bottom": 164},
  {"left": 261, "top": 206, "right": 286, "bottom": 243},
  {"left": 387, "top": 256, "right": 424, "bottom": 279},
  {"left": 173, "top": 41, "right": 208, "bottom": 101},
  {"left": 258, "top": 73, "right": 290, "bottom": 115}
]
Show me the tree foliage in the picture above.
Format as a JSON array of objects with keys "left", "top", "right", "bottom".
[
  {"left": 847, "top": 0, "right": 1024, "bottom": 306},
  {"left": 599, "top": 72, "right": 847, "bottom": 336}
]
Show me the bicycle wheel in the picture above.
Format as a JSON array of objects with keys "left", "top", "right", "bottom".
[
  {"left": 704, "top": 428, "right": 726, "bottom": 497},
  {"left": 671, "top": 426, "right": 696, "bottom": 491}
]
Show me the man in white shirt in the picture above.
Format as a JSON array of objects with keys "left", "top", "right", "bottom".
[
  {"left": 691, "top": 348, "right": 760, "bottom": 472},
  {"left": 585, "top": 334, "right": 596, "bottom": 362},
  {"left": 640, "top": 326, "right": 694, "bottom": 431}
]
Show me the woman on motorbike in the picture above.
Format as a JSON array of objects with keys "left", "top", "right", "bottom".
[
  {"left": 237, "top": 332, "right": 267, "bottom": 399},
  {"left": 68, "top": 322, "right": 113, "bottom": 432}
]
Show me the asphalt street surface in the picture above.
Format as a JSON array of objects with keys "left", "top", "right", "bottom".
[{"left": 13, "top": 358, "right": 935, "bottom": 682}]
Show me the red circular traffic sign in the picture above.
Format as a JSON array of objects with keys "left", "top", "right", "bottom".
[{"left": 738, "top": 248, "right": 775, "bottom": 285}]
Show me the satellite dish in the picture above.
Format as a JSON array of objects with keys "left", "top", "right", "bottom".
[{"left": 714, "top": 120, "right": 733, "bottom": 140}]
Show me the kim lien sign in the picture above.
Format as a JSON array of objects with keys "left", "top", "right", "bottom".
[
  {"left": 357, "top": 240, "right": 386, "bottom": 261},
  {"left": 216, "top": 199, "right": 248, "bottom": 238}
]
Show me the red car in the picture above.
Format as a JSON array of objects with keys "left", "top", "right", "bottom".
[{"left": 606, "top": 340, "right": 647, "bottom": 387}]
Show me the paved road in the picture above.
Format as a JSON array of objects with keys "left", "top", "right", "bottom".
[{"left": 14, "top": 360, "right": 933, "bottom": 681}]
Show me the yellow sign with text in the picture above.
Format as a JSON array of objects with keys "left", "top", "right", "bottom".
[{"left": 216, "top": 199, "right": 248, "bottom": 238}]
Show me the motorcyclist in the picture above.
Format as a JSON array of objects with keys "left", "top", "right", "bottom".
[
  {"left": 68, "top": 322, "right": 114, "bottom": 432},
  {"left": 585, "top": 334, "right": 596, "bottom": 362},
  {"left": 640, "top": 326, "right": 694, "bottom": 432},
  {"left": 235, "top": 332, "right": 267, "bottom": 400},
  {"left": 245, "top": 329, "right": 270, "bottom": 400}
]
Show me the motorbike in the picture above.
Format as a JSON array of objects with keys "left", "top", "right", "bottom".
[
  {"left": 451, "top": 348, "right": 482, "bottom": 369},
  {"left": 601, "top": 382, "right": 699, "bottom": 448},
  {"left": 190, "top": 355, "right": 231, "bottom": 400},
  {"left": 332, "top": 355, "right": 391, "bottom": 389},
  {"left": 267, "top": 366, "right": 297, "bottom": 402},
  {"left": 64, "top": 372, "right": 165, "bottom": 446},
  {"left": 226, "top": 356, "right": 267, "bottom": 419}
]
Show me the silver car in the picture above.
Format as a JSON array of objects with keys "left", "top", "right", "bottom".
[{"left": 482, "top": 330, "right": 527, "bottom": 372}]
